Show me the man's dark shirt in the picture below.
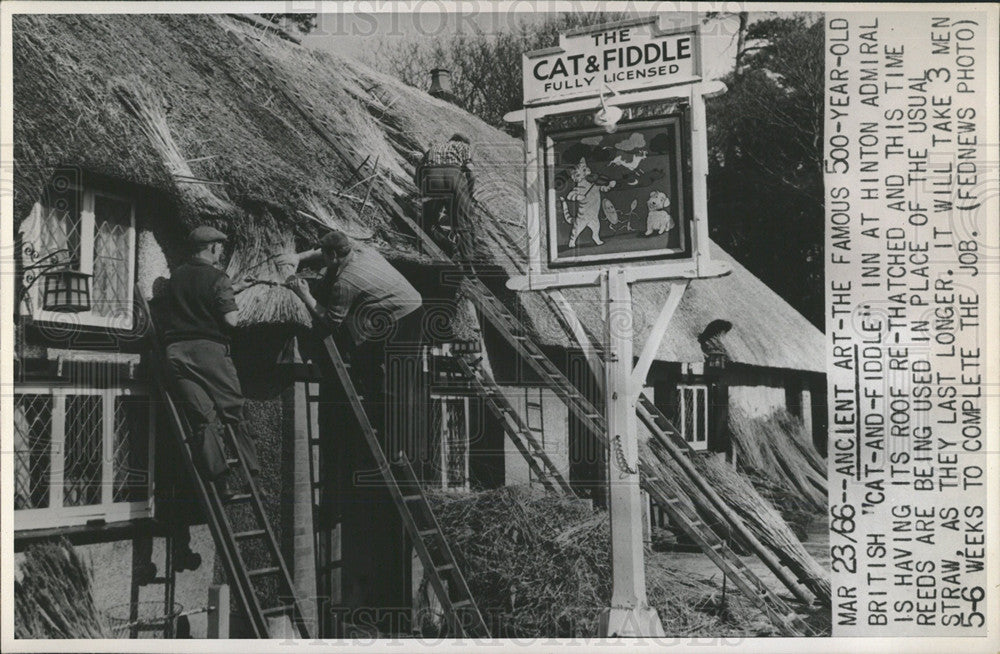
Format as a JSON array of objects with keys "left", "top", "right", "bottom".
[{"left": 160, "top": 255, "right": 238, "bottom": 345}]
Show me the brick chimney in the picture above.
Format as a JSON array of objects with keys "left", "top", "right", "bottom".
[{"left": 428, "top": 68, "right": 457, "bottom": 103}]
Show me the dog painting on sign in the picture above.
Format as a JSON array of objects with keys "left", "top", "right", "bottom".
[
  {"left": 548, "top": 116, "right": 688, "bottom": 266},
  {"left": 644, "top": 190, "right": 673, "bottom": 236}
]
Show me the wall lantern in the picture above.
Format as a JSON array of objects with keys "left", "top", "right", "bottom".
[
  {"left": 17, "top": 245, "right": 93, "bottom": 317},
  {"left": 704, "top": 351, "right": 727, "bottom": 372},
  {"left": 41, "top": 269, "right": 92, "bottom": 313}
]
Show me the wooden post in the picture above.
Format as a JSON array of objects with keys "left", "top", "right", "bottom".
[
  {"left": 598, "top": 268, "right": 664, "bottom": 638},
  {"left": 289, "top": 338, "right": 318, "bottom": 635},
  {"left": 524, "top": 107, "right": 542, "bottom": 274},
  {"left": 267, "top": 615, "right": 296, "bottom": 639},
  {"left": 207, "top": 585, "right": 230, "bottom": 639}
]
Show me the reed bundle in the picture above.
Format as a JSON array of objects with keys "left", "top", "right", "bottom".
[{"left": 14, "top": 539, "right": 112, "bottom": 638}]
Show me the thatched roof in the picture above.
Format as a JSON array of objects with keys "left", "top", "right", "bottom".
[
  {"left": 13, "top": 13, "right": 822, "bottom": 373},
  {"left": 553, "top": 244, "right": 826, "bottom": 372}
]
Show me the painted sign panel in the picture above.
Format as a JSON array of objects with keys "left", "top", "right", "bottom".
[
  {"left": 523, "top": 18, "right": 700, "bottom": 105},
  {"left": 546, "top": 115, "right": 690, "bottom": 266}
]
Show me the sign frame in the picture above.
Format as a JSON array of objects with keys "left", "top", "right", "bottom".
[
  {"left": 542, "top": 109, "right": 694, "bottom": 267},
  {"left": 505, "top": 79, "right": 727, "bottom": 289},
  {"left": 506, "top": 18, "right": 732, "bottom": 638}
]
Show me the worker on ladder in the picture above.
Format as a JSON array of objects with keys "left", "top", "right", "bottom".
[
  {"left": 156, "top": 226, "right": 259, "bottom": 570},
  {"left": 413, "top": 133, "right": 477, "bottom": 259},
  {"left": 282, "top": 230, "right": 424, "bottom": 454}
]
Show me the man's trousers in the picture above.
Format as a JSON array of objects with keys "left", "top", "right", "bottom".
[{"left": 165, "top": 339, "right": 259, "bottom": 480}]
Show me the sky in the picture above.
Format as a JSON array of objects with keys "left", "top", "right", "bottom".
[{"left": 301, "top": 9, "right": 754, "bottom": 86}]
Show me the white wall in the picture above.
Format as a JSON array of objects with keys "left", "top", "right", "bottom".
[
  {"left": 728, "top": 384, "right": 787, "bottom": 418},
  {"left": 500, "top": 386, "right": 570, "bottom": 488}
]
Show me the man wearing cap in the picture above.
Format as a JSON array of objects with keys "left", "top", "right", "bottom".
[
  {"left": 282, "top": 231, "right": 423, "bottom": 443},
  {"left": 414, "top": 133, "right": 477, "bottom": 258},
  {"left": 158, "top": 226, "right": 257, "bottom": 526}
]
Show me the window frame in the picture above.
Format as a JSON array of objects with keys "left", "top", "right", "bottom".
[
  {"left": 434, "top": 394, "right": 471, "bottom": 492},
  {"left": 676, "top": 383, "right": 709, "bottom": 451},
  {"left": 23, "top": 184, "right": 137, "bottom": 330},
  {"left": 14, "top": 383, "right": 155, "bottom": 532}
]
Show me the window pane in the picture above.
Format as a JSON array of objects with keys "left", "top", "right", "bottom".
[
  {"left": 682, "top": 388, "right": 695, "bottom": 443},
  {"left": 441, "top": 399, "right": 468, "bottom": 489},
  {"left": 64, "top": 395, "right": 103, "bottom": 507},
  {"left": 113, "top": 396, "right": 150, "bottom": 503},
  {"left": 697, "top": 387, "right": 708, "bottom": 443},
  {"left": 92, "top": 195, "right": 132, "bottom": 318},
  {"left": 37, "top": 186, "right": 82, "bottom": 264},
  {"left": 14, "top": 394, "right": 52, "bottom": 510}
]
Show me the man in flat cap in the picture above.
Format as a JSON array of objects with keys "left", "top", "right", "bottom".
[
  {"left": 282, "top": 231, "right": 423, "bottom": 449},
  {"left": 157, "top": 226, "right": 256, "bottom": 569}
]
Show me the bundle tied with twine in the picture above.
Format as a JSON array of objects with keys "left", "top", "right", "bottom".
[
  {"left": 422, "top": 486, "right": 788, "bottom": 638},
  {"left": 641, "top": 433, "right": 831, "bottom": 607},
  {"left": 728, "top": 407, "right": 828, "bottom": 512},
  {"left": 14, "top": 538, "right": 113, "bottom": 638},
  {"left": 112, "top": 77, "right": 236, "bottom": 221},
  {"left": 226, "top": 223, "right": 312, "bottom": 326},
  {"left": 695, "top": 454, "right": 832, "bottom": 602}
]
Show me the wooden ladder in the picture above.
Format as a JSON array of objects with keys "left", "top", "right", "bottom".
[
  {"left": 392, "top": 211, "right": 810, "bottom": 634},
  {"left": 312, "top": 332, "right": 490, "bottom": 638},
  {"left": 452, "top": 355, "right": 573, "bottom": 496},
  {"left": 144, "top": 316, "right": 310, "bottom": 638}
]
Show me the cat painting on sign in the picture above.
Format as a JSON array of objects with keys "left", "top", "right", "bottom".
[{"left": 561, "top": 157, "right": 616, "bottom": 248}]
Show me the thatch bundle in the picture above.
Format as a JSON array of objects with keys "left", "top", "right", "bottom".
[
  {"left": 424, "top": 486, "right": 785, "bottom": 638},
  {"left": 641, "top": 432, "right": 830, "bottom": 607},
  {"left": 695, "top": 455, "right": 832, "bottom": 602},
  {"left": 14, "top": 539, "right": 113, "bottom": 638},
  {"left": 729, "top": 407, "right": 827, "bottom": 511},
  {"left": 111, "top": 77, "right": 237, "bottom": 221}
]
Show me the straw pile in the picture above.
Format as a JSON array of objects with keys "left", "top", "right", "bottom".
[
  {"left": 14, "top": 539, "right": 113, "bottom": 638},
  {"left": 728, "top": 407, "right": 827, "bottom": 511},
  {"left": 424, "top": 486, "right": 780, "bottom": 638}
]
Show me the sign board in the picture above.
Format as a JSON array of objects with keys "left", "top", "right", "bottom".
[
  {"left": 523, "top": 18, "right": 701, "bottom": 106},
  {"left": 545, "top": 112, "right": 691, "bottom": 266}
]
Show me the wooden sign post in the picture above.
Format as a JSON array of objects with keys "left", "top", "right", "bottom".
[
  {"left": 506, "top": 17, "right": 730, "bottom": 637},
  {"left": 601, "top": 266, "right": 660, "bottom": 636}
]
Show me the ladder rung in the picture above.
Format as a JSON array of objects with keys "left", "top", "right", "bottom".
[
  {"left": 248, "top": 566, "right": 281, "bottom": 577},
  {"left": 235, "top": 529, "right": 266, "bottom": 540},
  {"left": 402, "top": 494, "right": 422, "bottom": 501},
  {"left": 226, "top": 458, "right": 240, "bottom": 467},
  {"left": 436, "top": 563, "right": 455, "bottom": 572},
  {"left": 225, "top": 493, "right": 253, "bottom": 503},
  {"left": 418, "top": 528, "right": 438, "bottom": 538},
  {"left": 452, "top": 599, "right": 472, "bottom": 608},
  {"left": 261, "top": 605, "right": 291, "bottom": 617}
]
